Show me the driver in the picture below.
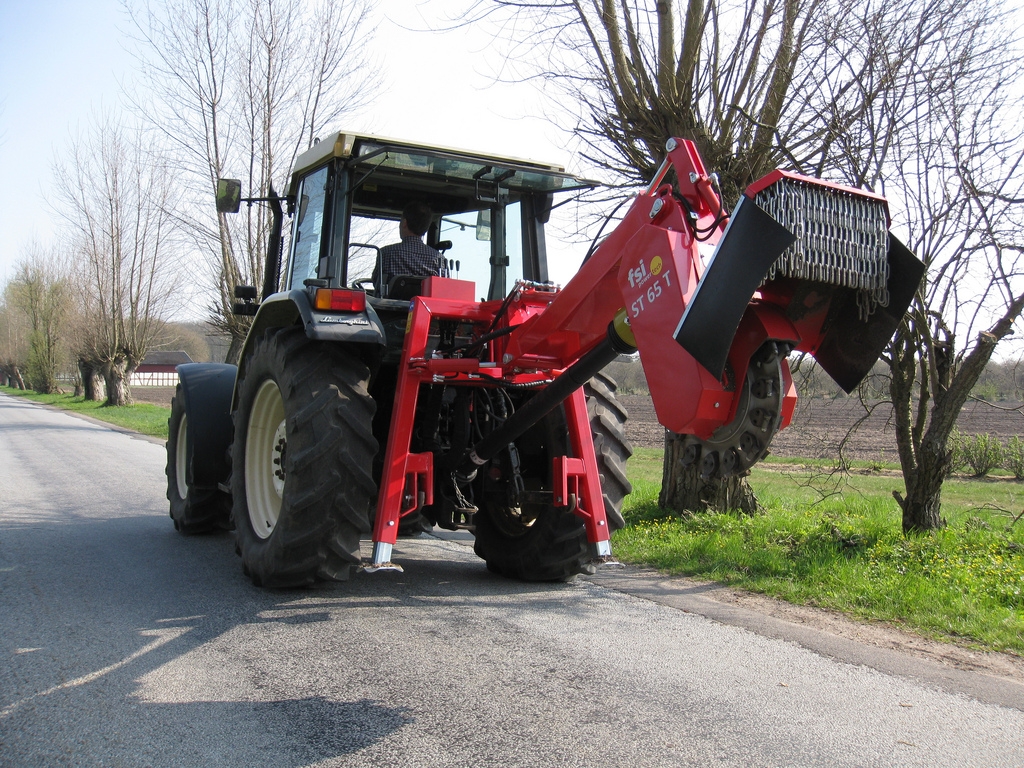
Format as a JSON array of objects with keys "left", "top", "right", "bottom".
[{"left": 372, "top": 201, "right": 446, "bottom": 293}]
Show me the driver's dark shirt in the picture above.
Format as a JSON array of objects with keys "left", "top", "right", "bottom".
[{"left": 373, "top": 237, "right": 445, "bottom": 292}]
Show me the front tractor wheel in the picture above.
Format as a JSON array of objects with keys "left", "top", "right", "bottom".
[
  {"left": 473, "top": 406, "right": 588, "bottom": 582},
  {"left": 232, "top": 328, "right": 378, "bottom": 587},
  {"left": 166, "top": 385, "right": 230, "bottom": 534}
]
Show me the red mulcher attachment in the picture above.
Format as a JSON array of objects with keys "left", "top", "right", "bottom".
[
  {"left": 500, "top": 138, "right": 923, "bottom": 482},
  {"left": 665, "top": 158, "right": 926, "bottom": 480},
  {"left": 367, "top": 137, "right": 924, "bottom": 568}
]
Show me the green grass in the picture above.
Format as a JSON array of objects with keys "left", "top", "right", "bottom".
[
  {"left": 1, "top": 386, "right": 170, "bottom": 439},
  {"left": 617, "top": 447, "right": 1024, "bottom": 655}
]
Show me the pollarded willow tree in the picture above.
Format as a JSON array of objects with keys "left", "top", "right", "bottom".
[
  {"left": 461, "top": 0, "right": 1024, "bottom": 529},
  {"left": 126, "top": 0, "right": 380, "bottom": 362},
  {"left": 7, "top": 251, "right": 71, "bottom": 395},
  {"left": 879, "top": 83, "right": 1024, "bottom": 531},
  {"left": 53, "top": 116, "right": 177, "bottom": 407},
  {"left": 0, "top": 282, "right": 29, "bottom": 390}
]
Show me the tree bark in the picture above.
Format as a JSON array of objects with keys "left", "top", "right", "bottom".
[
  {"left": 893, "top": 438, "right": 947, "bottom": 533},
  {"left": 102, "top": 358, "right": 133, "bottom": 407},
  {"left": 2, "top": 366, "right": 27, "bottom": 390},
  {"left": 28, "top": 359, "right": 60, "bottom": 394},
  {"left": 659, "top": 432, "right": 758, "bottom": 515},
  {"left": 78, "top": 358, "right": 102, "bottom": 401},
  {"left": 224, "top": 331, "right": 245, "bottom": 365}
]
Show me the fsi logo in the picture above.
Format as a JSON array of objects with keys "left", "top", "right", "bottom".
[
  {"left": 627, "top": 260, "right": 649, "bottom": 288},
  {"left": 627, "top": 256, "right": 665, "bottom": 288}
]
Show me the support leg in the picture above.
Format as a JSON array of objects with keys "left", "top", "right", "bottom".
[{"left": 562, "top": 388, "right": 615, "bottom": 559}]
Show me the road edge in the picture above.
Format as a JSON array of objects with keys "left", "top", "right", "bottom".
[
  {"left": 0, "top": 392, "right": 166, "bottom": 446},
  {"left": 587, "top": 564, "right": 1024, "bottom": 712},
  {"left": 9, "top": 391, "right": 1021, "bottom": 711}
]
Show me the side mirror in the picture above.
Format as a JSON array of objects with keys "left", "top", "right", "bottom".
[{"left": 216, "top": 179, "right": 242, "bottom": 214}]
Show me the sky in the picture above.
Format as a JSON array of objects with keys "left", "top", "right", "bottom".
[{"left": 0, "top": 0, "right": 583, "bottom": 294}]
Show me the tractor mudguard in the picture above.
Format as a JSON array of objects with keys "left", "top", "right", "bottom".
[
  {"left": 232, "top": 289, "right": 386, "bottom": 408},
  {"left": 175, "top": 363, "right": 236, "bottom": 492},
  {"left": 813, "top": 234, "right": 925, "bottom": 392},
  {"left": 673, "top": 196, "right": 797, "bottom": 378}
]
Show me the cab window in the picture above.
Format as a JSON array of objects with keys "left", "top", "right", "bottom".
[
  {"left": 346, "top": 214, "right": 393, "bottom": 288},
  {"left": 439, "top": 201, "right": 523, "bottom": 300},
  {"left": 287, "top": 165, "right": 330, "bottom": 288}
]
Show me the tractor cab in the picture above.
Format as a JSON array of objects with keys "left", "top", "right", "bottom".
[{"left": 283, "top": 133, "right": 594, "bottom": 307}]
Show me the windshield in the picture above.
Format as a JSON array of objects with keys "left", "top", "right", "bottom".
[
  {"left": 347, "top": 202, "right": 524, "bottom": 301},
  {"left": 439, "top": 203, "right": 523, "bottom": 298}
]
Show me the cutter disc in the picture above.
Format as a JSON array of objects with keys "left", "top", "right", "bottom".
[{"left": 679, "top": 341, "right": 785, "bottom": 481}]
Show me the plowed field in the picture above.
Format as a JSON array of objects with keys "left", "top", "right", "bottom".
[
  {"left": 133, "top": 385, "right": 1024, "bottom": 462},
  {"left": 619, "top": 394, "right": 1024, "bottom": 461}
]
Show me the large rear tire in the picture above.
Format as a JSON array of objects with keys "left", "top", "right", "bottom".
[
  {"left": 472, "top": 375, "right": 632, "bottom": 581},
  {"left": 473, "top": 406, "right": 587, "bottom": 581},
  {"left": 585, "top": 372, "right": 633, "bottom": 530},
  {"left": 232, "top": 327, "right": 377, "bottom": 587},
  {"left": 166, "top": 385, "right": 230, "bottom": 533}
]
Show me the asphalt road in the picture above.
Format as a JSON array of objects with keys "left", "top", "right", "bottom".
[{"left": 1, "top": 393, "right": 1023, "bottom": 767}]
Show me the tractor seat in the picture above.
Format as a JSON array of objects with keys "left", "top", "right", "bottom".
[{"left": 387, "top": 275, "right": 426, "bottom": 300}]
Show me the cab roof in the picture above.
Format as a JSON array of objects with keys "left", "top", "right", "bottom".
[{"left": 287, "top": 131, "right": 595, "bottom": 199}]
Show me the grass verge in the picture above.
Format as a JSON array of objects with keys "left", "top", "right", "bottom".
[
  {"left": 617, "top": 447, "right": 1024, "bottom": 655},
  {"left": 1, "top": 386, "right": 170, "bottom": 439}
]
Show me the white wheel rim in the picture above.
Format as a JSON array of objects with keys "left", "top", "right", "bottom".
[
  {"left": 175, "top": 413, "right": 189, "bottom": 500},
  {"left": 246, "top": 379, "right": 286, "bottom": 539}
]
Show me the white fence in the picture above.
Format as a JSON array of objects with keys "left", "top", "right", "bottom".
[
  {"left": 129, "top": 371, "right": 179, "bottom": 387},
  {"left": 57, "top": 371, "right": 179, "bottom": 388}
]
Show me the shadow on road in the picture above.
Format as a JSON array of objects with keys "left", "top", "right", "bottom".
[{"left": 0, "top": 507, "right": 600, "bottom": 764}]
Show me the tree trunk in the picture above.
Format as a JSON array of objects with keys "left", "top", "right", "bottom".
[
  {"left": 102, "top": 358, "right": 133, "bottom": 407},
  {"left": 659, "top": 432, "right": 758, "bottom": 515},
  {"left": 30, "top": 368, "right": 60, "bottom": 394},
  {"left": 894, "top": 436, "right": 948, "bottom": 533},
  {"left": 225, "top": 331, "right": 245, "bottom": 365},
  {"left": 78, "top": 359, "right": 102, "bottom": 401}
]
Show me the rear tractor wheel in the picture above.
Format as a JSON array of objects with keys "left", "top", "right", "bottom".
[
  {"left": 585, "top": 372, "right": 633, "bottom": 530},
  {"left": 232, "top": 328, "right": 378, "bottom": 587}
]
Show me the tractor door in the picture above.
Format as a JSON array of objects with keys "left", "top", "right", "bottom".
[{"left": 285, "top": 163, "right": 335, "bottom": 290}]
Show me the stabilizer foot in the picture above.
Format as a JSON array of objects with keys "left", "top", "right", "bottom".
[
  {"left": 360, "top": 560, "right": 405, "bottom": 574},
  {"left": 362, "top": 541, "right": 402, "bottom": 573}
]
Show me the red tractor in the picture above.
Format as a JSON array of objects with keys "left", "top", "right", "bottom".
[{"left": 166, "top": 133, "right": 923, "bottom": 587}]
